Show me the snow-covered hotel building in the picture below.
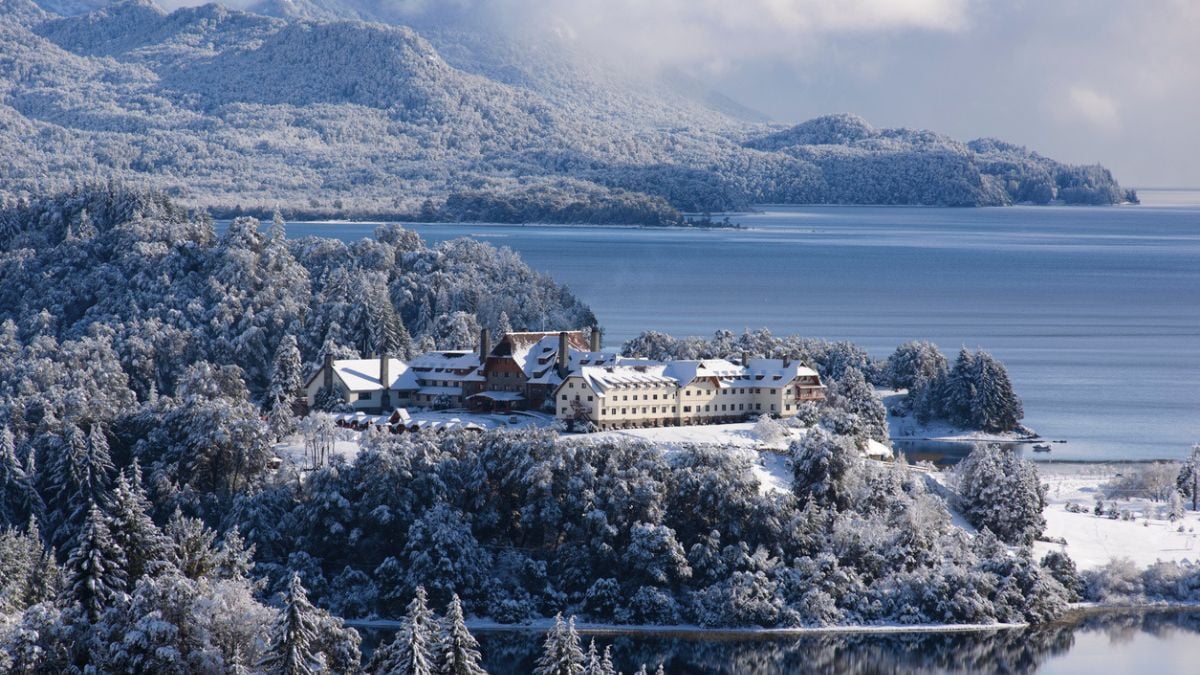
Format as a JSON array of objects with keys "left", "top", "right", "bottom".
[
  {"left": 555, "top": 358, "right": 826, "bottom": 429},
  {"left": 303, "top": 329, "right": 826, "bottom": 427}
]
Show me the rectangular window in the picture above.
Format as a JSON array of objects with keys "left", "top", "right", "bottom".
[
  {"left": 771, "top": 389, "right": 776, "bottom": 395},
  {"left": 561, "top": 394, "right": 567, "bottom": 400},
  {"left": 683, "top": 406, "right": 691, "bottom": 412}
]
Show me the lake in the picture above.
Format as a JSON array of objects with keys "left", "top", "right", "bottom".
[
  {"left": 355, "top": 609, "right": 1200, "bottom": 674},
  {"left": 270, "top": 189, "right": 1200, "bottom": 462}
]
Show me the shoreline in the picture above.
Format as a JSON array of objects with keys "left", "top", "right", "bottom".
[
  {"left": 348, "top": 602, "right": 1200, "bottom": 638},
  {"left": 348, "top": 618, "right": 1029, "bottom": 638}
]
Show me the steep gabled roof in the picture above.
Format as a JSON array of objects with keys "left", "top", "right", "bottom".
[{"left": 328, "top": 358, "right": 419, "bottom": 392}]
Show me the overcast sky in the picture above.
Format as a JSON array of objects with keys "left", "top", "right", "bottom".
[
  {"left": 517, "top": 0, "right": 1199, "bottom": 188},
  {"left": 160, "top": 0, "right": 1199, "bottom": 187}
]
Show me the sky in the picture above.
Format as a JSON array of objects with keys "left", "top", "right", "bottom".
[{"left": 155, "top": 0, "right": 1200, "bottom": 187}]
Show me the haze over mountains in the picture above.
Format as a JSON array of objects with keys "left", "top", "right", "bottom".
[{"left": 1, "top": 0, "right": 1135, "bottom": 221}]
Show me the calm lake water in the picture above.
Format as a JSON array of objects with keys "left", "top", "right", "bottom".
[
  {"left": 356, "top": 609, "right": 1200, "bottom": 674},
  {"left": 270, "top": 189, "right": 1200, "bottom": 462}
]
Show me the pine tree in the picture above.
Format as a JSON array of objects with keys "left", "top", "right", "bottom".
[
  {"left": 261, "top": 573, "right": 322, "bottom": 675},
  {"left": 581, "top": 639, "right": 607, "bottom": 675},
  {"left": 107, "top": 461, "right": 169, "bottom": 583},
  {"left": 372, "top": 586, "right": 436, "bottom": 675},
  {"left": 216, "top": 525, "right": 257, "bottom": 582},
  {"left": 969, "top": 351, "right": 1023, "bottom": 432},
  {"left": 65, "top": 501, "right": 128, "bottom": 620},
  {"left": 21, "top": 516, "right": 60, "bottom": 607},
  {"left": 436, "top": 594, "right": 486, "bottom": 675},
  {"left": 269, "top": 335, "right": 303, "bottom": 407},
  {"left": 0, "top": 425, "right": 41, "bottom": 525},
  {"left": 945, "top": 348, "right": 977, "bottom": 427},
  {"left": 534, "top": 614, "right": 585, "bottom": 675},
  {"left": 496, "top": 311, "right": 513, "bottom": 336},
  {"left": 48, "top": 423, "right": 115, "bottom": 550},
  {"left": 600, "top": 647, "right": 615, "bottom": 675}
]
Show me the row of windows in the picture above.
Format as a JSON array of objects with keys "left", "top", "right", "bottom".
[{"left": 683, "top": 387, "right": 776, "bottom": 396}]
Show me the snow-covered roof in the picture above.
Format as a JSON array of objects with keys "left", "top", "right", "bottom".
[
  {"left": 567, "top": 357, "right": 825, "bottom": 395},
  {"left": 527, "top": 349, "right": 620, "bottom": 385},
  {"left": 575, "top": 363, "right": 675, "bottom": 395},
  {"left": 743, "top": 358, "right": 820, "bottom": 381},
  {"left": 330, "top": 359, "right": 419, "bottom": 392},
  {"left": 663, "top": 359, "right": 743, "bottom": 387},
  {"left": 408, "top": 350, "right": 485, "bottom": 382},
  {"left": 492, "top": 331, "right": 589, "bottom": 379}
]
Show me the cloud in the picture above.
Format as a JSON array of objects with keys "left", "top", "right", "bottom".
[
  {"left": 494, "top": 0, "right": 971, "bottom": 73},
  {"left": 1056, "top": 85, "right": 1121, "bottom": 132}
]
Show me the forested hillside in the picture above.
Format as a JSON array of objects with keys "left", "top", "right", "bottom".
[{"left": 0, "top": 0, "right": 1136, "bottom": 223}]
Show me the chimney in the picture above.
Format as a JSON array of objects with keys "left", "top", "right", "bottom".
[
  {"left": 590, "top": 327, "right": 601, "bottom": 352},
  {"left": 479, "top": 327, "right": 491, "bottom": 365},
  {"left": 379, "top": 353, "right": 391, "bottom": 411},
  {"left": 741, "top": 351, "right": 750, "bottom": 367},
  {"left": 783, "top": 355, "right": 791, "bottom": 367},
  {"left": 323, "top": 353, "right": 333, "bottom": 389},
  {"left": 557, "top": 331, "right": 569, "bottom": 376}
]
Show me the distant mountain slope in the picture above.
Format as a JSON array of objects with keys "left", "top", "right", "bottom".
[{"left": 2, "top": 1, "right": 1136, "bottom": 220}]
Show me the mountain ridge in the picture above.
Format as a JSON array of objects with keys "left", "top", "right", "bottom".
[{"left": 1, "top": 0, "right": 1137, "bottom": 221}]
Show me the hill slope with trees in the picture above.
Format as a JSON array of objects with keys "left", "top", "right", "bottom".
[{"left": 0, "top": 0, "right": 1137, "bottom": 222}]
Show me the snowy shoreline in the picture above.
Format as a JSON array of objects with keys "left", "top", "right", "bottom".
[{"left": 347, "top": 618, "right": 1029, "bottom": 637}]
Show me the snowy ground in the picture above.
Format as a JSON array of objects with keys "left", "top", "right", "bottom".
[
  {"left": 273, "top": 409, "right": 557, "bottom": 467},
  {"left": 577, "top": 422, "right": 804, "bottom": 497},
  {"left": 1033, "top": 463, "right": 1200, "bottom": 571},
  {"left": 881, "top": 389, "right": 1039, "bottom": 444},
  {"left": 582, "top": 422, "right": 800, "bottom": 451}
]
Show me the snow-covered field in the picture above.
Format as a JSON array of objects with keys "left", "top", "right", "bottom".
[
  {"left": 582, "top": 422, "right": 798, "bottom": 451},
  {"left": 1034, "top": 463, "right": 1200, "bottom": 571}
]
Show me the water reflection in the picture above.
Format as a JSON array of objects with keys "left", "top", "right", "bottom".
[{"left": 358, "top": 610, "right": 1200, "bottom": 674}]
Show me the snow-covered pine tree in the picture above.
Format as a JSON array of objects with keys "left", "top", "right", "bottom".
[
  {"left": 260, "top": 573, "right": 323, "bottom": 675},
  {"left": 581, "top": 639, "right": 615, "bottom": 675},
  {"left": 268, "top": 334, "right": 303, "bottom": 408},
  {"left": 436, "top": 593, "right": 486, "bottom": 675},
  {"left": 945, "top": 348, "right": 978, "bottom": 427},
  {"left": 791, "top": 427, "right": 859, "bottom": 511},
  {"left": 107, "top": 461, "right": 169, "bottom": 583},
  {"left": 165, "top": 509, "right": 221, "bottom": 580},
  {"left": 371, "top": 586, "right": 437, "bottom": 675},
  {"left": 0, "top": 425, "right": 41, "bottom": 526},
  {"left": 829, "top": 366, "right": 887, "bottom": 442},
  {"left": 600, "top": 647, "right": 615, "bottom": 675},
  {"left": 216, "top": 525, "right": 257, "bottom": 582},
  {"left": 969, "top": 351, "right": 1023, "bottom": 432},
  {"left": 956, "top": 444, "right": 1047, "bottom": 545},
  {"left": 1168, "top": 489, "right": 1187, "bottom": 522},
  {"left": 65, "top": 501, "right": 128, "bottom": 620},
  {"left": 21, "top": 516, "right": 60, "bottom": 608},
  {"left": 534, "top": 614, "right": 585, "bottom": 675},
  {"left": 496, "top": 311, "right": 513, "bottom": 336}
]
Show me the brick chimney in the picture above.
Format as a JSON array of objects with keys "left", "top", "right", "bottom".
[
  {"left": 479, "top": 327, "right": 491, "bottom": 365},
  {"left": 741, "top": 351, "right": 750, "bottom": 367},
  {"left": 323, "top": 353, "right": 333, "bottom": 389},
  {"left": 379, "top": 353, "right": 391, "bottom": 411},
  {"left": 590, "top": 327, "right": 601, "bottom": 352},
  {"left": 557, "top": 331, "right": 569, "bottom": 377}
]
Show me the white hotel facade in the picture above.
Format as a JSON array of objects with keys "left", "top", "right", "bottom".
[{"left": 555, "top": 358, "right": 826, "bottom": 429}]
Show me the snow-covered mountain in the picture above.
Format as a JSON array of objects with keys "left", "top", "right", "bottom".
[{"left": 1, "top": 0, "right": 1135, "bottom": 218}]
